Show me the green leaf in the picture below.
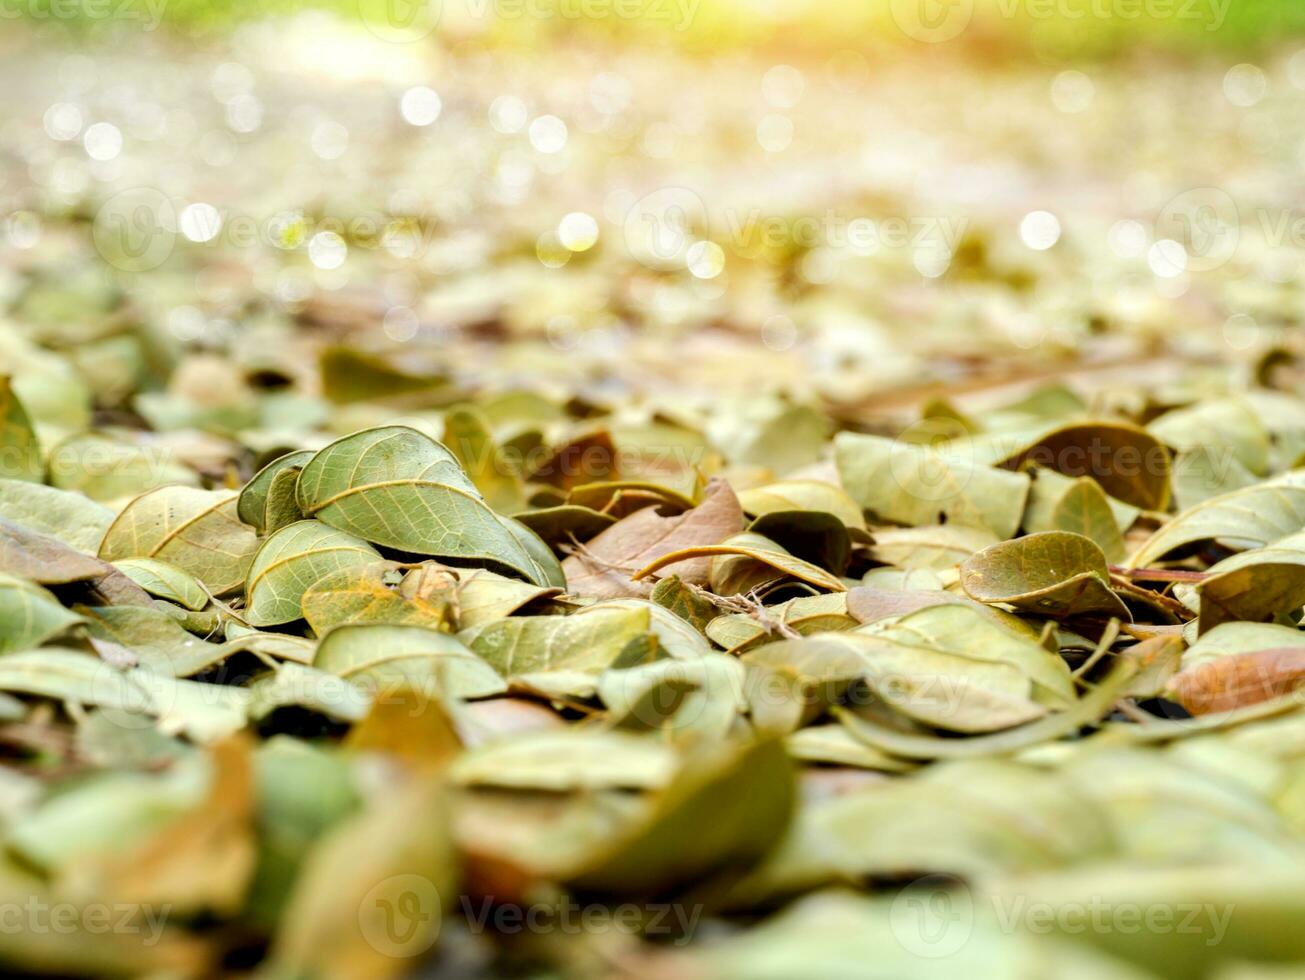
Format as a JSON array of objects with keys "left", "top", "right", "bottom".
[
  {"left": 597, "top": 654, "right": 746, "bottom": 739},
  {"left": 0, "top": 649, "right": 248, "bottom": 742},
  {"left": 245, "top": 739, "right": 359, "bottom": 931},
  {"left": 651, "top": 574, "right": 719, "bottom": 632},
  {"left": 0, "top": 573, "right": 82, "bottom": 653},
  {"left": 1129, "top": 479, "right": 1305, "bottom": 569},
  {"left": 237, "top": 450, "right": 313, "bottom": 533},
  {"left": 296, "top": 425, "right": 563, "bottom": 588},
  {"left": 784, "top": 725, "right": 913, "bottom": 771},
  {"left": 511, "top": 504, "right": 616, "bottom": 545},
  {"left": 1150, "top": 397, "right": 1270, "bottom": 477},
  {"left": 1170, "top": 446, "right": 1258, "bottom": 511},
  {"left": 77, "top": 604, "right": 230, "bottom": 677},
  {"left": 0, "top": 479, "right": 114, "bottom": 553},
  {"left": 983, "top": 864, "right": 1305, "bottom": 978},
  {"left": 318, "top": 345, "right": 454, "bottom": 405},
  {"left": 459, "top": 606, "right": 654, "bottom": 679},
  {"left": 747, "top": 509, "right": 851, "bottom": 576},
  {"left": 244, "top": 521, "right": 380, "bottom": 626},
  {"left": 741, "top": 635, "right": 870, "bottom": 734},
  {"left": 567, "top": 479, "right": 695, "bottom": 516},
  {"left": 449, "top": 730, "right": 675, "bottom": 791},
  {"left": 839, "top": 652, "right": 1137, "bottom": 758},
  {"left": 99, "top": 486, "right": 260, "bottom": 596},
  {"left": 588, "top": 596, "right": 714, "bottom": 659},
  {"left": 1023, "top": 471, "right": 1129, "bottom": 562},
  {"left": 705, "top": 593, "right": 853, "bottom": 654},
  {"left": 0, "top": 376, "right": 41, "bottom": 483},
  {"left": 314, "top": 623, "right": 506, "bottom": 701},
  {"left": 736, "top": 479, "right": 866, "bottom": 530},
  {"left": 708, "top": 397, "right": 830, "bottom": 474},
  {"left": 834, "top": 431, "right": 1029, "bottom": 538},
  {"left": 445, "top": 567, "right": 562, "bottom": 629},
  {"left": 562, "top": 737, "right": 795, "bottom": 898},
  {"left": 867, "top": 523, "right": 1000, "bottom": 572},
  {"left": 301, "top": 560, "right": 453, "bottom": 635},
  {"left": 854, "top": 603, "right": 1077, "bottom": 733},
  {"left": 246, "top": 663, "right": 372, "bottom": 723},
  {"left": 112, "top": 558, "right": 208, "bottom": 610},
  {"left": 217, "top": 627, "right": 315, "bottom": 666},
  {"left": 960, "top": 531, "right": 1130, "bottom": 620}
]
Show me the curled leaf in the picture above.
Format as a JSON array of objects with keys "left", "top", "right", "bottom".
[{"left": 960, "top": 531, "right": 1130, "bottom": 620}]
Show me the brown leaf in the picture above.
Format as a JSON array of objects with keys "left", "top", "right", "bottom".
[
  {"left": 1000, "top": 421, "right": 1171, "bottom": 511},
  {"left": 0, "top": 517, "right": 107, "bottom": 583},
  {"left": 525, "top": 428, "right": 618, "bottom": 491},
  {"left": 0, "top": 518, "right": 152, "bottom": 605},
  {"left": 561, "top": 479, "right": 744, "bottom": 598},
  {"left": 1167, "top": 648, "right": 1305, "bottom": 714}
]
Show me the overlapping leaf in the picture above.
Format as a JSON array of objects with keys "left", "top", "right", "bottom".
[
  {"left": 244, "top": 521, "right": 380, "bottom": 626},
  {"left": 100, "top": 486, "right": 259, "bottom": 596},
  {"left": 835, "top": 431, "right": 1029, "bottom": 537},
  {"left": 295, "top": 426, "right": 563, "bottom": 588},
  {"left": 960, "top": 531, "right": 1130, "bottom": 619}
]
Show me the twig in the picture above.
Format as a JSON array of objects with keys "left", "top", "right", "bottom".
[
  {"left": 683, "top": 582, "right": 801, "bottom": 640},
  {"left": 561, "top": 535, "right": 642, "bottom": 575},
  {"left": 1109, "top": 565, "right": 1208, "bottom": 583},
  {"left": 199, "top": 582, "right": 251, "bottom": 627}
]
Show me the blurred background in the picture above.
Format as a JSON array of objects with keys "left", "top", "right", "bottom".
[{"left": 3, "top": 0, "right": 1305, "bottom": 424}]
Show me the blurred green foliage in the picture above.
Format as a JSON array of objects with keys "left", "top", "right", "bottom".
[{"left": 13, "top": 0, "right": 1305, "bottom": 54}]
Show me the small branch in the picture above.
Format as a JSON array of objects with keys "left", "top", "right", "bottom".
[
  {"left": 561, "top": 536, "right": 642, "bottom": 575},
  {"left": 684, "top": 582, "right": 801, "bottom": 640},
  {"left": 1109, "top": 565, "right": 1208, "bottom": 583}
]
